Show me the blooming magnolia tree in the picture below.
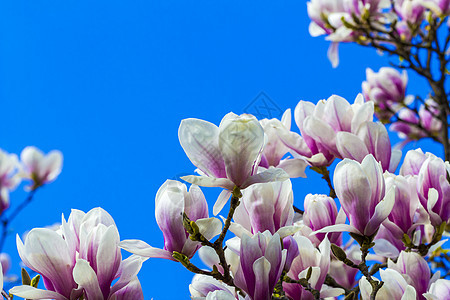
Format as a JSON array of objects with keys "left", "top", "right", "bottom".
[{"left": 1, "top": 1, "right": 450, "bottom": 300}]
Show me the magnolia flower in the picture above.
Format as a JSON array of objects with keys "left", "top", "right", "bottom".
[
  {"left": 382, "top": 173, "right": 426, "bottom": 239},
  {"left": 119, "top": 180, "right": 222, "bottom": 260},
  {"left": 10, "top": 208, "right": 145, "bottom": 300},
  {"left": 362, "top": 67, "right": 408, "bottom": 121},
  {"left": 316, "top": 154, "right": 395, "bottom": 237},
  {"left": 307, "top": 0, "right": 352, "bottom": 67},
  {"left": 179, "top": 112, "right": 289, "bottom": 215},
  {"left": 230, "top": 180, "right": 295, "bottom": 237},
  {"left": 359, "top": 268, "right": 417, "bottom": 300},
  {"left": 20, "top": 146, "right": 63, "bottom": 189},
  {"left": 277, "top": 94, "right": 374, "bottom": 167},
  {"left": 388, "top": 251, "right": 436, "bottom": 298},
  {"left": 400, "top": 149, "right": 450, "bottom": 226},
  {"left": 233, "top": 231, "right": 287, "bottom": 300},
  {"left": 416, "top": 153, "right": 450, "bottom": 226}
]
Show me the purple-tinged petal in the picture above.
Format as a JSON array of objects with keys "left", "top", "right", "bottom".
[
  {"left": 109, "top": 277, "right": 144, "bottom": 300},
  {"left": 336, "top": 132, "right": 369, "bottom": 162},
  {"left": 252, "top": 257, "right": 271, "bottom": 300}
]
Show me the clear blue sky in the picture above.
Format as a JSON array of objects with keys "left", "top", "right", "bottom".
[{"left": 0, "top": 1, "right": 440, "bottom": 299}]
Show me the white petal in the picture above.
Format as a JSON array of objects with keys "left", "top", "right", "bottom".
[
  {"left": 277, "top": 158, "right": 307, "bottom": 178},
  {"left": 196, "top": 217, "right": 223, "bottom": 240},
  {"left": 241, "top": 167, "right": 289, "bottom": 189},
  {"left": 213, "top": 189, "right": 231, "bottom": 215},
  {"left": 9, "top": 285, "right": 68, "bottom": 300},
  {"left": 401, "top": 285, "right": 417, "bottom": 300},
  {"left": 119, "top": 239, "right": 174, "bottom": 260},
  {"left": 312, "top": 224, "right": 361, "bottom": 235},
  {"left": 181, "top": 175, "right": 235, "bottom": 190},
  {"left": 327, "top": 42, "right": 339, "bottom": 68},
  {"left": 309, "top": 22, "right": 326, "bottom": 37},
  {"left": 73, "top": 259, "right": 103, "bottom": 299}
]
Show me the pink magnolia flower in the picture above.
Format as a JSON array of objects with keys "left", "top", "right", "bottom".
[
  {"left": 382, "top": 173, "right": 427, "bottom": 239},
  {"left": 362, "top": 67, "right": 408, "bottom": 121},
  {"left": 230, "top": 180, "right": 295, "bottom": 237},
  {"left": 279, "top": 94, "right": 400, "bottom": 171},
  {"left": 119, "top": 180, "right": 222, "bottom": 261},
  {"left": 317, "top": 154, "right": 395, "bottom": 237},
  {"left": 10, "top": 208, "right": 145, "bottom": 300},
  {"left": 389, "top": 251, "right": 435, "bottom": 299},
  {"left": 400, "top": 149, "right": 450, "bottom": 226},
  {"left": 307, "top": 0, "right": 389, "bottom": 66},
  {"left": 278, "top": 94, "right": 374, "bottom": 167},
  {"left": 178, "top": 112, "right": 289, "bottom": 191},
  {"left": 307, "top": 0, "right": 353, "bottom": 67},
  {"left": 20, "top": 146, "right": 63, "bottom": 190},
  {"left": 416, "top": 153, "right": 450, "bottom": 226}
]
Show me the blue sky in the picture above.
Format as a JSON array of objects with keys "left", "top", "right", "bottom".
[{"left": 0, "top": 1, "right": 442, "bottom": 299}]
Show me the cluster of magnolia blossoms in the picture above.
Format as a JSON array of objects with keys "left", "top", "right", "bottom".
[
  {"left": 7, "top": 92, "right": 450, "bottom": 299},
  {"left": 115, "top": 94, "right": 450, "bottom": 299},
  {"left": 9, "top": 208, "right": 146, "bottom": 300},
  {"left": 307, "top": 0, "right": 450, "bottom": 67}
]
